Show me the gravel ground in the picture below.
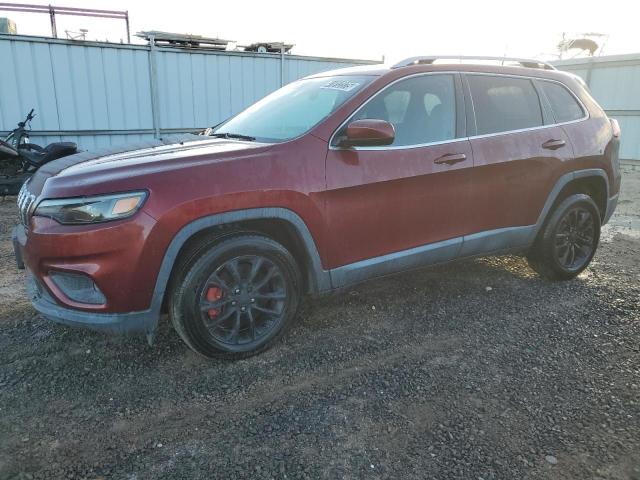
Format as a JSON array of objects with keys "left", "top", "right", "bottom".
[{"left": 0, "top": 170, "right": 639, "bottom": 480}]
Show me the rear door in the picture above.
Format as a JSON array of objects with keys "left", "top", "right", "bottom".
[
  {"left": 323, "top": 73, "right": 474, "bottom": 269},
  {"left": 464, "top": 73, "right": 573, "bottom": 236}
]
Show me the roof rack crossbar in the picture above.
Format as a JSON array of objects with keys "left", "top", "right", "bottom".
[{"left": 393, "top": 55, "right": 556, "bottom": 70}]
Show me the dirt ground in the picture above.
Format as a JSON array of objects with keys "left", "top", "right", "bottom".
[{"left": 0, "top": 169, "right": 639, "bottom": 480}]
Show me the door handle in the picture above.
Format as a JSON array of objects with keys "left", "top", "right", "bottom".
[
  {"left": 434, "top": 153, "right": 467, "bottom": 165},
  {"left": 542, "top": 139, "right": 566, "bottom": 150}
]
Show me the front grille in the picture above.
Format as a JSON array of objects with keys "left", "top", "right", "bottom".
[{"left": 17, "top": 180, "right": 36, "bottom": 227}]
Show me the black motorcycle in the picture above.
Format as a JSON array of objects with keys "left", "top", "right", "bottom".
[{"left": 0, "top": 109, "right": 78, "bottom": 195}]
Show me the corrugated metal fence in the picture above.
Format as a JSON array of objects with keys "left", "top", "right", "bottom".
[
  {"left": 0, "top": 34, "right": 376, "bottom": 150},
  {"left": 554, "top": 53, "right": 640, "bottom": 162}
]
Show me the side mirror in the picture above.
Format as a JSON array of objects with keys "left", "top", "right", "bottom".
[{"left": 338, "top": 119, "right": 395, "bottom": 148}]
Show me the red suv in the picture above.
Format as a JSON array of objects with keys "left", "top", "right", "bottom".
[{"left": 13, "top": 55, "right": 621, "bottom": 358}]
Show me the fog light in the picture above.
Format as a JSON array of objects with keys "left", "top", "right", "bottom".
[{"left": 49, "top": 271, "right": 106, "bottom": 305}]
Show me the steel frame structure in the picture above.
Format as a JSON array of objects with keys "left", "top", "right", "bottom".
[{"left": 0, "top": 3, "right": 130, "bottom": 42}]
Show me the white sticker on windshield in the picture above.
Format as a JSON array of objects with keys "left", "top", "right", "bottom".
[{"left": 321, "top": 80, "right": 360, "bottom": 92}]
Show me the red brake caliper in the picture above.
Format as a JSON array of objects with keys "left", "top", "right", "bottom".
[{"left": 206, "top": 286, "right": 224, "bottom": 320}]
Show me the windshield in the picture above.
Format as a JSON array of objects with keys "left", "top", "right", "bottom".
[{"left": 213, "top": 75, "right": 374, "bottom": 142}]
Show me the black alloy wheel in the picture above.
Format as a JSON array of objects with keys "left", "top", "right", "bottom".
[
  {"left": 198, "top": 255, "right": 288, "bottom": 347},
  {"left": 553, "top": 206, "right": 596, "bottom": 271},
  {"left": 170, "top": 234, "right": 301, "bottom": 359},
  {"left": 527, "top": 193, "right": 601, "bottom": 280}
]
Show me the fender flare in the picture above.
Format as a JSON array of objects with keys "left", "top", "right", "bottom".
[
  {"left": 530, "top": 168, "right": 610, "bottom": 240},
  {"left": 144, "top": 207, "right": 332, "bottom": 337}
]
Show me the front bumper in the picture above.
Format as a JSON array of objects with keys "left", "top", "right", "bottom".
[
  {"left": 12, "top": 211, "right": 160, "bottom": 312},
  {"left": 11, "top": 221, "right": 160, "bottom": 342},
  {"left": 26, "top": 271, "right": 155, "bottom": 336}
]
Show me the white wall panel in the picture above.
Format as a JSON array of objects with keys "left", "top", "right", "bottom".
[
  {"left": 555, "top": 53, "right": 640, "bottom": 160},
  {"left": 0, "top": 35, "right": 375, "bottom": 150}
]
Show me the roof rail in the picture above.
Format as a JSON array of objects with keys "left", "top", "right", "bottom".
[{"left": 392, "top": 55, "right": 556, "bottom": 70}]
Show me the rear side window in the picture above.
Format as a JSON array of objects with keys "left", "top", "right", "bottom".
[
  {"left": 540, "top": 81, "right": 585, "bottom": 123},
  {"left": 352, "top": 74, "right": 456, "bottom": 146},
  {"left": 468, "top": 75, "right": 543, "bottom": 135}
]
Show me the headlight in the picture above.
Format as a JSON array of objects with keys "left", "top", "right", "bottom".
[{"left": 34, "top": 191, "right": 147, "bottom": 225}]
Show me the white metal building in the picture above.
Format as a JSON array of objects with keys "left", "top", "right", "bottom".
[
  {"left": 0, "top": 34, "right": 376, "bottom": 149},
  {"left": 554, "top": 53, "right": 640, "bottom": 163}
]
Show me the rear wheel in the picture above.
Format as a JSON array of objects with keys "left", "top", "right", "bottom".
[
  {"left": 527, "top": 194, "right": 601, "bottom": 280},
  {"left": 169, "top": 234, "right": 302, "bottom": 359}
]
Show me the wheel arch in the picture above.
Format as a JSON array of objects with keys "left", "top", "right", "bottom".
[
  {"left": 150, "top": 208, "right": 331, "bottom": 320},
  {"left": 551, "top": 175, "right": 607, "bottom": 221},
  {"left": 533, "top": 168, "right": 609, "bottom": 240}
]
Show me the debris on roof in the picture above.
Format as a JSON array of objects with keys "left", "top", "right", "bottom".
[
  {"left": 136, "top": 30, "right": 233, "bottom": 49},
  {"left": 242, "top": 42, "right": 294, "bottom": 54}
]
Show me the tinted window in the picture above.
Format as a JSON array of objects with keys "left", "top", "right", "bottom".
[
  {"left": 540, "top": 81, "right": 585, "bottom": 123},
  {"left": 468, "top": 75, "right": 543, "bottom": 135},
  {"left": 352, "top": 74, "right": 456, "bottom": 146}
]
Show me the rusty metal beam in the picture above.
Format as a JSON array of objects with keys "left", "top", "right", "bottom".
[{"left": 0, "top": 2, "right": 130, "bottom": 42}]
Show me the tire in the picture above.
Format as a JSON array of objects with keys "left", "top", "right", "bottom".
[
  {"left": 527, "top": 193, "right": 601, "bottom": 280},
  {"left": 169, "top": 234, "right": 302, "bottom": 359}
]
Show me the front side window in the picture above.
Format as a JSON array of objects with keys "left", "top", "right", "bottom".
[
  {"left": 540, "top": 81, "right": 585, "bottom": 123},
  {"left": 348, "top": 74, "right": 457, "bottom": 146},
  {"left": 468, "top": 75, "right": 543, "bottom": 135},
  {"left": 213, "top": 75, "right": 374, "bottom": 142}
]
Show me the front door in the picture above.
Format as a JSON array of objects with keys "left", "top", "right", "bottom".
[{"left": 323, "top": 73, "right": 474, "bottom": 275}]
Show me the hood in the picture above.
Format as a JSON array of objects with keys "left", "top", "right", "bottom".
[{"left": 27, "top": 134, "right": 271, "bottom": 197}]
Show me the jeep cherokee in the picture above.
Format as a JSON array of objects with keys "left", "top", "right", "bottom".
[{"left": 13, "top": 55, "right": 621, "bottom": 358}]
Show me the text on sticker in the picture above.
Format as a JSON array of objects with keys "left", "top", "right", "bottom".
[{"left": 321, "top": 81, "right": 360, "bottom": 92}]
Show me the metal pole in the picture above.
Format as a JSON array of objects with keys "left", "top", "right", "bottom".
[
  {"left": 125, "top": 10, "right": 130, "bottom": 43},
  {"left": 280, "top": 44, "right": 285, "bottom": 87},
  {"left": 585, "top": 56, "right": 594, "bottom": 88},
  {"left": 148, "top": 35, "right": 161, "bottom": 139},
  {"left": 49, "top": 4, "right": 57, "bottom": 38}
]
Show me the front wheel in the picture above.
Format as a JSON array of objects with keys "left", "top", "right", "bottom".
[
  {"left": 169, "top": 235, "right": 302, "bottom": 359},
  {"left": 527, "top": 193, "right": 601, "bottom": 280}
]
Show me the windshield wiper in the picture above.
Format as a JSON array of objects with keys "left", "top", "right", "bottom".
[{"left": 209, "top": 132, "right": 256, "bottom": 141}]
